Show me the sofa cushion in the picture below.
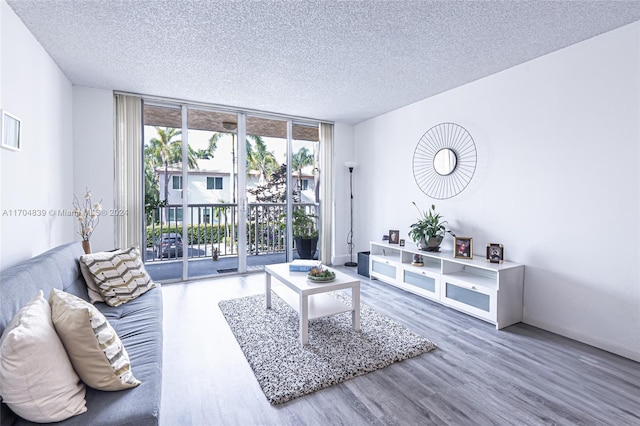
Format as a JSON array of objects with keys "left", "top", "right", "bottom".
[
  {"left": 80, "top": 247, "right": 155, "bottom": 307},
  {"left": 0, "top": 290, "right": 87, "bottom": 423},
  {"left": 49, "top": 288, "right": 141, "bottom": 391}
]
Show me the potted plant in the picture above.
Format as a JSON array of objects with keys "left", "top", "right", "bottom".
[
  {"left": 291, "top": 207, "right": 319, "bottom": 259},
  {"left": 408, "top": 202, "right": 453, "bottom": 252}
]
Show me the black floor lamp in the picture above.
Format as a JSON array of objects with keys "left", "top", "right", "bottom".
[{"left": 345, "top": 161, "right": 358, "bottom": 267}]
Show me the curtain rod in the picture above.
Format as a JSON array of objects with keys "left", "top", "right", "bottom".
[{"left": 113, "top": 90, "right": 333, "bottom": 127}]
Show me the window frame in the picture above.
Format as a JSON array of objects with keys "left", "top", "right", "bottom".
[{"left": 172, "top": 175, "right": 183, "bottom": 190}]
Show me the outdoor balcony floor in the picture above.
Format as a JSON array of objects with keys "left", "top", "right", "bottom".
[{"left": 144, "top": 247, "right": 317, "bottom": 282}]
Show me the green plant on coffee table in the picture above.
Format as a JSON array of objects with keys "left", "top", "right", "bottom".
[{"left": 307, "top": 264, "right": 335, "bottom": 281}]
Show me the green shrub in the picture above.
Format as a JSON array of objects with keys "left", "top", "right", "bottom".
[{"left": 145, "top": 223, "right": 234, "bottom": 246}]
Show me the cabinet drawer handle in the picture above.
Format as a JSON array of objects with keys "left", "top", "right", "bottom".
[{"left": 450, "top": 282, "right": 477, "bottom": 291}]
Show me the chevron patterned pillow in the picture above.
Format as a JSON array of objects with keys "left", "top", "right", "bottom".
[{"left": 80, "top": 247, "right": 155, "bottom": 307}]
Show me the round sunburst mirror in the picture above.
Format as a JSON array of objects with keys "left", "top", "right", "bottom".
[{"left": 412, "top": 123, "right": 477, "bottom": 199}]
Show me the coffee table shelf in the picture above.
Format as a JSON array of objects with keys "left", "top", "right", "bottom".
[{"left": 272, "top": 286, "right": 353, "bottom": 320}]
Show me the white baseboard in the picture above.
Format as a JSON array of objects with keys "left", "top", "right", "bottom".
[
  {"left": 331, "top": 254, "right": 356, "bottom": 267},
  {"left": 524, "top": 318, "right": 640, "bottom": 363}
]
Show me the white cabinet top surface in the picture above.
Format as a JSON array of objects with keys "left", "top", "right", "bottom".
[{"left": 370, "top": 241, "right": 523, "bottom": 272}]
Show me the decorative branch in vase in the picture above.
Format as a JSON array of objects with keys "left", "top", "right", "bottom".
[{"left": 72, "top": 188, "right": 102, "bottom": 254}]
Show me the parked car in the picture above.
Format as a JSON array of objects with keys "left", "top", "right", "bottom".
[{"left": 154, "top": 233, "right": 183, "bottom": 258}]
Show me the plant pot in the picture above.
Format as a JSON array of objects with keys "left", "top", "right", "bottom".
[
  {"left": 81, "top": 240, "right": 91, "bottom": 254},
  {"left": 294, "top": 236, "right": 318, "bottom": 260},
  {"left": 419, "top": 236, "right": 443, "bottom": 252}
]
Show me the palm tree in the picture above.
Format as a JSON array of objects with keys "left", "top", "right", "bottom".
[
  {"left": 143, "top": 146, "right": 165, "bottom": 225},
  {"left": 147, "top": 127, "right": 181, "bottom": 202},
  {"left": 194, "top": 132, "right": 222, "bottom": 159},
  {"left": 292, "top": 147, "right": 314, "bottom": 192},
  {"left": 246, "top": 135, "right": 278, "bottom": 184},
  {"left": 146, "top": 127, "right": 199, "bottom": 202}
]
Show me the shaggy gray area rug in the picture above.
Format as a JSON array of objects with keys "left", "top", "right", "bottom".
[{"left": 218, "top": 292, "right": 437, "bottom": 404}]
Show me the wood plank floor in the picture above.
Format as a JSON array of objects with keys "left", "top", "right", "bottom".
[{"left": 160, "top": 267, "right": 640, "bottom": 426}]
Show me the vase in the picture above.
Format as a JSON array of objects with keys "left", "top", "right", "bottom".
[
  {"left": 419, "top": 236, "right": 443, "bottom": 252},
  {"left": 417, "top": 237, "right": 428, "bottom": 250},
  {"left": 82, "top": 240, "right": 91, "bottom": 254},
  {"left": 426, "top": 236, "right": 444, "bottom": 252}
]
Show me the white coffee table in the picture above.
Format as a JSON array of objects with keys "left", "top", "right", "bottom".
[{"left": 265, "top": 263, "right": 360, "bottom": 345}]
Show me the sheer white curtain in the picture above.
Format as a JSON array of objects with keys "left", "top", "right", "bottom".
[
  {"left": 319, "top": 123, "right": 334, "bottom": 264},
  {"left": 114, "top": 94, "right": 143, "bottom": 249}
]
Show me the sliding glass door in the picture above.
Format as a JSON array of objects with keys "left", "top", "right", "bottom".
[
  {"left": 142, "top": 103, "right": 184, "bottom": 281},
  {"left": 291, "top": 123, "right": 320, "bottom": 262},
  {"left": 245, "top": 115, "right": 289, "bottom": 268},
  {"left": 185, "top": 108, "right": 240, "bottom": 279}
]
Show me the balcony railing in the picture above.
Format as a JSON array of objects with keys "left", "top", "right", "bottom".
[{"left": 145, "top": 202, "right": 318, "bottom": 262}]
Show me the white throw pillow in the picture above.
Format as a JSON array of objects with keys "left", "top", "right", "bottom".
[
  {"left": 49, "top": 288, "right": 141, "bottom": 390},
  {"left": 0, "top": 291, "right": 87, "bottom": 423}
]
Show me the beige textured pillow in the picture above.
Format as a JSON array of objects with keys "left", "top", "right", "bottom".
[
  {"left": 80, "top": 246, "right": 155, "bottom": 307},
  {"left": 0, "top": 291, "right": 87, "bottom": 423},
  {"left": 49, "top": 288, "right": 141, "bottom": 391}
]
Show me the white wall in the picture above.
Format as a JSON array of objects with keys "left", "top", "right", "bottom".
[
  {"left": 0, "top": 0, "right": 74, "bottom": 269},
  {"left": 72, "top": 86, "right": 114, "bottom": 252},
  {"left": 354, "top": 22, "right": 640, "bottom": 361}
]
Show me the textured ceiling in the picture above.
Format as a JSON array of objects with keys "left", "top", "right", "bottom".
[{"left": 7, "top": 0, "right": 640, "bottom": 124}]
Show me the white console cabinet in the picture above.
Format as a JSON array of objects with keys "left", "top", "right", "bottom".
[{"left": 369, "top": 241, "right": 525, "bottom": 329}]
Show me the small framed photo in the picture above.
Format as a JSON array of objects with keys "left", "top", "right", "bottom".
[
  {"left": 399, "top": 239, "right": 405, "bottom": 247},
  {"left": 454, "top": 237, "right": 473, "bottom": 259},
  {"left": 388, "top": 230, "right": 399, "bottom": 244},
  {"left": 1, "top": 110, "right": 21, "bottom": 151},
  {"left": 486, "top": 243, "right": 504, "bottom": 264}
]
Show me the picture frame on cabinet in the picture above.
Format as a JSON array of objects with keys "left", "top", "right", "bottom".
[
  {"left": 454, "top": 237, "right": 473, "bottom": 259},
  {"left": 486, "top": 243, "right": 504, "bottom": 264},
  {"left": 399, "top": 239, "right": 405, "bottom": 247},
  {"left": 388, "top": 230, "right": 399, "bottom": 244},
  {"left": 1, "top": 110, "right": 21, "bottom": 151}
]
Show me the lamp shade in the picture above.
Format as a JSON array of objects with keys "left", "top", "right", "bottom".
[{"left": 344, "top": 161, "right": 359, "bottom": 169}]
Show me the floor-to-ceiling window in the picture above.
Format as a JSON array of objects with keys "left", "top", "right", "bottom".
[
  {"left": 291, "top": 123, "right": 320, "bottom": 261},
  {"left": 142, "top": 103, "right": 184, "bottom": 281},
  {"left": 185, "top": 108, "right": 241, "bottom": 279},
  {"left": 141, "top": 99, "right": 323, "bottom": 282}
]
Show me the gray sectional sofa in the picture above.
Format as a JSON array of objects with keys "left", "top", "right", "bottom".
[{"left": 0, "top": 242, "right": 163, "bottom": 425}]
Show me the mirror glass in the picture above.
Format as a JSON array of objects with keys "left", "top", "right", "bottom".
[{"left": 433, "top": 148, "right": 457, "bottom": 176}]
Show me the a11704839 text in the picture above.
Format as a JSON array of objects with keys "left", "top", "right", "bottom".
[{"left": 2, "top": 209, "right": 128, "bottom": 217}]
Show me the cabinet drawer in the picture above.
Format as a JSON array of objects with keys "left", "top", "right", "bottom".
[
  {"left": 441, "top": 280, "right": 496, "bottom": 323},
  {"left": 402, "top": 269, "right": 439, "bottom": 299},
  {"left": 371, "top": 259, "right": 397, "bottom": 279}
]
